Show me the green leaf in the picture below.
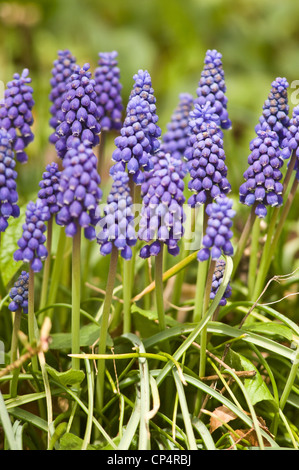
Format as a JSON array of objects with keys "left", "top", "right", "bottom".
[
  {"left": 132, "top": 303, "right": 178, "bottom": 326},
  {"left": 132, "top": 303, "right": 179, "bottom": 338},
  {"left": 0, "top": 205, "right": 26, "bottom": 286},
  {"left": 58, "top": 432, "right": 97, "bottom": 450},
  {"left": 49, "top": 322, "right": 113, "bottom": 350},
  {"left": 227, "top": 349, "right": 277, "bottom": 408},
  {"left": 0, "top": 391, "right": 21, "bottom": 450},
  {"left": 243, "top": 322, "right": 293, "bottom": 343},
  {"left": 45, "top": 364, "right": 85, "bottom": 387}
]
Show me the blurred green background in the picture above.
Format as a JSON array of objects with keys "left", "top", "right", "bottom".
[{"left": 1, "top": 0, "right": 299, "bottom": 199}]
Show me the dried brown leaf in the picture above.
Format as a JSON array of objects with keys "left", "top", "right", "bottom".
[
  {"left": 230, "top": 428, "right": 272, "bottom": 447},
  {"left": 210, "top": 405, "right": 238, "bottom": 433}
]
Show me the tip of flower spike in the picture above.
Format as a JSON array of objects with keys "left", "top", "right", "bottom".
[
  {"left": 22, "top": 68, "right": 29, "bottom": 79},
  {"left": 190, "top": 102, "right": 221, "bottom": 127},
  {"left": 133, "top": 69, "right": 151, "bottom": 86},
  {"left": 82, "top": 63, "right": 90, "bottom": 72},
  {"left": 205, "top": 49, "right": 223, "bottom": 63},
  {"left": 271, "top": 77, "right": 289, "bottom": 91},
  {"left": 98, "top": 51, "right": 118, "bottom": 61}
]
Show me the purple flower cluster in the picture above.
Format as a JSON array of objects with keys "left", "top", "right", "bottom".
[
  {"left": 94, "top": 51, "right": 123, "bottom": 131},
  {"left": 129, "top": 69, "right": 161, "bottom": 153},
  {"left": 139, "top": 151, "right": 185, "bottom": 258},
  {"left": 210, "top": 259, "right": 232, "bottom": 306},
  {"left": 38, "top": 162, "right": 61, "bottom": 215},
  {"left": 255, "top": 77, "right": 290, "bottom": 147},
  {"left": 56, "top": 139, "right": 102, "bottom": 240},
  {"left": 14, "top": 199, "right": 50, "bottom": 272},
  {"left": 195, "top": 49, "right": 231, "bottom": 130},
  {"left": 239, "top": 126, "right": 284, "bottom": 218},
  {"left": 162, "top": 93, "right": 193, "bottom": 167},
  {"left": 198, "top": 195, "right": 235, "bottom": 262},
  {"left": 185, "top": 103, "right": 231, "bottom": 207},
  {"left": 96, "top": 171, "right": 136, "bottom": 259},
  {"left": 0, "top": 69, "right": 34, "bottom": 163},
  {"left": 8, "top": 270, "right": 29, "bottom": 314},
  {"left": 110, "top": 94, "right": 161, "bottom": 184},
  {"left": 55, "top": 63, "right": 101, "bottom": 159},
  {"left": 0, "top": 129, "right": 19, "bottom": 232},
  {"left": 49, "top": 49, "right": 77, "bottom": 144}
]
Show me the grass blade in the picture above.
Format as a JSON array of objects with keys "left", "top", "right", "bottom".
[
  {"left": 172, "top": 369, "right": 197, "bottom": 450},
  {"left": 0, "top": 390, "right": 21, "bottom": 450}
]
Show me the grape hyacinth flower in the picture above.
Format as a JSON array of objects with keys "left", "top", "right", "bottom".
[
  {"left": 38, "top": 162, "right": 61, "bottom": 215},
  {"left": 96, "top": 170, "right": 136, "bottom": 259},
  {"left": 195, "top": 49, "right": 231, "bottom": 130},
  {"left": 0, "top": 129, "right": 20, "bottom": 232},
  {"left": 138, "top": 151, "right": 185, "bottom": 258},
  {"left": 110, "top": 95, "right": 161, "bottom": 184},
  {"left": 0, "top": 69, "right": 34, "bottom": 163},
  {"left": 56, "top": 139, "right": 102, "bottom": 240},
  {"left": 13, "top": 199, "right": 50, "bottom": 273},
  {"left": 255, "top": 77, "right": 290, "bottom": 147},
  {"left": 55, "top": 63, "right": 101, "bottom": 159},
  {"left": 185, "top": 102, "right": 231, "bottom": 207},
  {"left": 8, "top": 270, "right": 29, "bottom": 314},
  {"left": 94, "top": 51, "right": 123, "bottom": 131},
  {"left": 210, "top": 259, "right": 232, "bottom": 306},
  {"left": 129, "top": 69, "right": 161, "bottom": 153},
  {"left": 239, "top": 125, "right": 284, "bottom": 218},
  {"left": 161, "top": 92, "right": 193, "bottom": 169},
  {"left": 198, "top": 195, "right": 235, "bottom": 262},
  {"left": 49, "top": 49, "right": 77, "bottom": 144}
]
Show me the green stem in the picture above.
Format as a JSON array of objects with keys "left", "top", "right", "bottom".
[
  {"left": 143, "top": 258, "right": 152, "bottom": 310},
  {"left": 171, "top": 206, "right": 200, "bottom": 307},
  {"left": 123, "top": 258, "right": 133, "bottom": 334},
  {"left": 122, "top": 177, "right": 140, "bottom": 334},
  {"left": 279, "top": 347, "right": 299, "bottom": 411},
  {"left": 231, "top": 204, "right": 257, "bottom": 279},
  {"left": 253, "top": 178, "right": 298, "bottom": 300},
  {"left": 272, "top": 344, "right": 299, "bottom": 437},
  {"left": 9, "top": 308, "right": 22, "bottom": 397},
  {"left": 248, "top": 217, "right": 260, "bottom": 299},
  {"left": 46, "top": 227, "right": 67, "bottom": 321},
  {"left": 155, "top": 243, "right": 166, "bottom": 332},
  {"left": 0, "top": 232, "right": 6, "bottom": 299},
  {"left": 96, "top": 245, "right": 119, "bottom": 413},
  {"left": 193, "top": 204, "right": 209, "bottom": 323},
  {"left": 269, "top": 178, "right": 298, "bottom": 263},
  {"left": 82, "top": 241, "right": 93, "bottom": 299},
  {"left": 252, "top": 150, "right": 298, "bottom": 299},
  {"left": 199, "top": 259, "right": 216, "bottom": 379},
  {"left": 251, "top": 208, "right": 279, "bottom": 300},
  {"left": 71, "top": 226, "right": 81, "bottom": 372},
  {"left": 82, "top": 358, "right": 94, "bottom": 450},
  {"left": 28, "top": 266, "right": 39, "bottom": 372},
  {"left": 39, "top": 216, "right": 53, "bottom": 311},
  {"left": 38, "top": 348, "right": 53, "bottom": 448},
  {"left": 193, "top": 260, "right": 209, "bottom": 323},
  {"left": 154, "top": 243, "right": 171, "bottom": 353}
]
